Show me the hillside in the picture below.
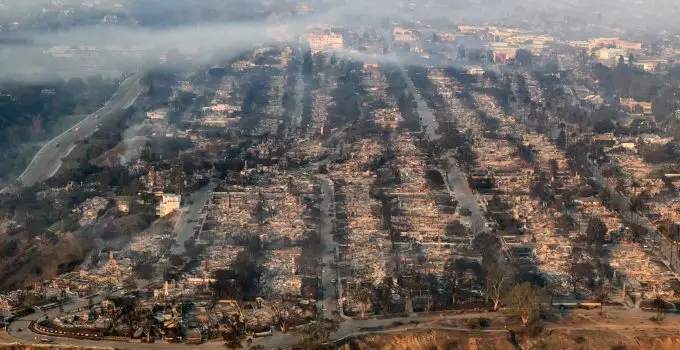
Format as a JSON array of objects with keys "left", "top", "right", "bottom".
[
  {"left": 340, "top": 309, "right": 680, "bottom": 350},
  {"left": 0, "top": 77, "right": 118, "bottom": 183},
  {"left": 347, "top": 328, "right": 680, "bottom": 350}
]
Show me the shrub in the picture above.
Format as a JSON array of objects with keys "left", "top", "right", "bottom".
[
  {"left": 466, "top": 318, "right": 480, "bottom": 330},
  {"left": 528, "top": 324, "right": 544, "bottom": 337},
  {"left": 478, "top": 318, "right": 492, "bottom": 328},
  {"left": 574, "top": 336, "right": 587, "bottom": 344}
]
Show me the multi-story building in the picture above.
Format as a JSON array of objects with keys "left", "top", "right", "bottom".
[
  {"left": 620, "top": 98, "right": 653, "bottom": 115},
  {"left": 306, "top": 30, "right": 343, "bottom": 53},
  {"left": 146, "top": 108, "right": 168, "bottom": 120},
  {"left": 634, "top": 60, "right": 664, "bottom": 72},
  {"left": 393, "top": 26, "right": 416, "bottom": 42},
  {"left": 486, "top": 43, "right": 518, "bottom": 62},
  {"left": 588, "top": 38, "right": 642, "bottom": 52},
  {"left": 596, "top": 47, "right": 627, "bottom": 61}
]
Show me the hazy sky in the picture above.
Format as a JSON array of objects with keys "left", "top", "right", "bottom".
[{"left": 1, "top": 0, "right": 679, "bottom": 81}]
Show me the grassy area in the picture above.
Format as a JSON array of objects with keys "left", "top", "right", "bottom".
[
  {"left": 9, "top": 143, "right": 43, "bottom": 178},
  {"left": 48, "top": 114, "right": 85, "bottom": 136},
  {"left": 1, "top": 115, "right": 87, "bottom": 185}
]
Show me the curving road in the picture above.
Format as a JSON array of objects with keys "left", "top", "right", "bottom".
[
  {"left": 1, "top": 73, "right": 145, "bottom": 192},
  {"left": 6, "top": 290, "right": 127, "bottom": 346}
]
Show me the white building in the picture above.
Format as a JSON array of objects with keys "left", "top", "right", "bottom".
[
  {"left": 306, "top": 30, "right": 344, "bottom": 53},
  {"left": 466, "top": 66, "right": 485, "bottom": 75},
  {"left": 595, "top": 47, "right": 627, "bottom": 60},
  {"left": 393, "top": 27, "right": 416, "bottom": 42},
  {"left": 157, "top": 193, "right": 181, "bottom": 217},
  {"left": 201, "top": 103, "right": 241, "bottom": 114},
  {"left": 146, "top": 108, "right": 168, "bottom": 120},
  {"left": 634, "top": 60, "right": 664, "bottom": 72}
]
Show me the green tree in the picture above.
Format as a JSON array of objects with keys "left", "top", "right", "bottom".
[
  {"left": 652, "top": 295, "right": 667, "bottom": 322},
  {"left": 505, "top": 282, "right": 542, "bottom": 325},
  {"left": 445, "top": 257, "right": 471, "bottom": 307},
  {"left": 568, "top": 260, "right": 596, "bottom": 295},
  {"left": 586, "top": 217, "right": 608, "bottom": 246},
  {"left": 557, "top": 214, "right": 577, "bottom": 236},
  {"left": 271, "top": 297, "right": 298, "bottom": 332},
  {"left": 346, "top": 280, "right": 372, "bottom": 318},
  {"left": 296, "top": 318, "right": 339, "bottom": 349}
]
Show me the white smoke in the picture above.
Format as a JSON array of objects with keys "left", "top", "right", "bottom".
[{"left": 118, "top": 123, "right": 145, "bottom": 165}]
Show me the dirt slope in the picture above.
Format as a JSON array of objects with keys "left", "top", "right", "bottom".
[{"left": 348, "top": 329, "right": 680, "bottom": 350}]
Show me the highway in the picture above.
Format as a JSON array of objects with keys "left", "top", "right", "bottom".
[{"left": 1, "top": 73, "right": 145, "bottom": 192}]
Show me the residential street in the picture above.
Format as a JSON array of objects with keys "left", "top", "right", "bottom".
[{"left": 317, "top": 176, "right": 339, "bottom": 319}]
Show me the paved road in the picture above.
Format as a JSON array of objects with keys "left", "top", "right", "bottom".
[
  {"left": 317, "top": 176, "right": 339, "bottom": 319},
  {"left": 5, "top": 309, "right": 492, "bottom": 350},
  {"left": 399, "top": 67, "right": 438, "bottom": 141},
  {"left": 252, "top": 311, "right": 495, "bottom": 349},
  {"left": 1, "top": 73, "right": 144, "bottom": 192},
  {"left": 399, "top": 66, "right": 489, "bottom": 239},
  {"left": 170, "top": 183, "right": 216, "bottom": 256},
  {"left": 441, "top": 155, "right": 489, "bottom": 237},
  {"left": 292, "top": 54, "right": 304, "bottom": 129},
  {"left": 5, "top": 298, "right": 675, "bottom": 349},
  {"left": 7, "top": 289, "right": 125, "bottom": 345}
]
